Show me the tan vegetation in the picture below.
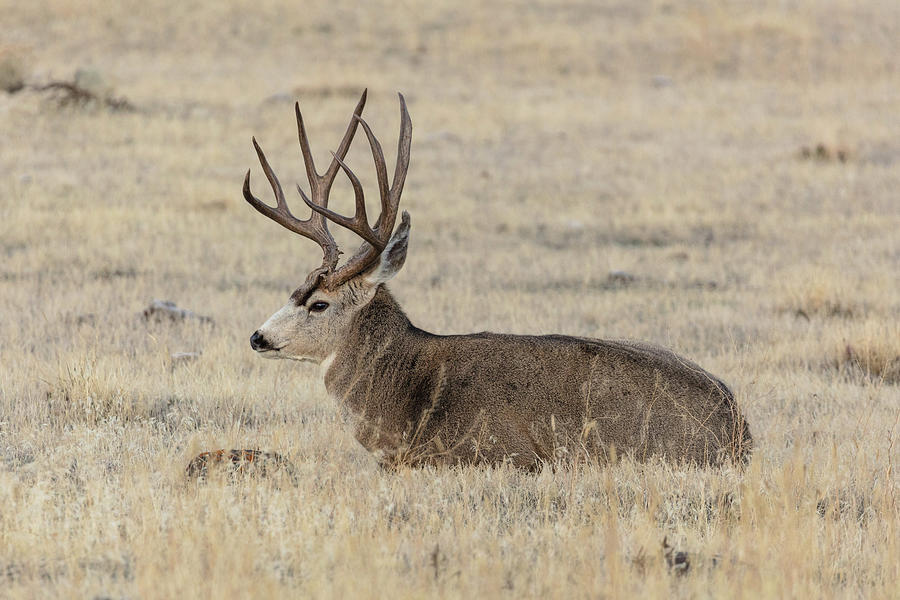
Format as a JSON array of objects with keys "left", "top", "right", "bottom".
[
  {"left": 828, "top": 319, "right": 900, "bottom": 386},
  {"left": 1, "top": 0, "right": 898, "bottom": 597}
]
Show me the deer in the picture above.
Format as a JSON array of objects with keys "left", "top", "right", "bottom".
[{"left": 188, "top": 90, "right": 752, "bottom": 477}]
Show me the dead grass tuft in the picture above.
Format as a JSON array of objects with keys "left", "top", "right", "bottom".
[
  {"left": 829, "top": 321, "right": 900, "bottom": 385},
  {"left": 779, "top": 268, "right": 879, "bottom": 320},
  {"left": 798, "top": 143, "right": 851, "bottom": 163},
  {"left": 44, "top": 357, "right": 145, "bottom": 425}
]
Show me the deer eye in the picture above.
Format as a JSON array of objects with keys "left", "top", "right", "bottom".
[{"left": 309, "top": 301, "right": 329, "bottom": 312}]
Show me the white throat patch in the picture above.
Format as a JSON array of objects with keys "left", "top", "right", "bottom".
[{"left": 319, "top": 352, "right": 337, "bottom": 376}]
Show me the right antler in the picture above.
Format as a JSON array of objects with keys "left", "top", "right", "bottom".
[{"left": 243, "top": 90, "right": 412, "bottom": 295}]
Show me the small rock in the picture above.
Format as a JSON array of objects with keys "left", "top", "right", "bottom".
[
  {"left": 608, "top": 270, "right": 636, "bottom": 285},
  {"left": 262, "top": 92, "right": 294, "bottom": 105},
  {"left": 142, "top": 300, "right": 213, "bottom": 324},
  {"left": 74, "top": 67, "right": 113, "bottom": 99},
  {"left": 651, "top": 75, "right": 674, "bottom": 88},
  {"left": 0, "top": 50, "right": 26, "bottom": 93},
  {"left": 76, "top": 313, "right": 96, "bottom": 326},
  {"left": 171, "top": 351, "right": 201, "bottom": 363},
  {"left": 420, "top": 131, "right": 462, "bottom": 145}
]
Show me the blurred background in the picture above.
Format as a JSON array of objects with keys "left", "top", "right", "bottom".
[{"left": 3, "top": 0, "right": 898, "bottom": 361}]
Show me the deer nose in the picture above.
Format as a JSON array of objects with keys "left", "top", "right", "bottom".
[{"left": 250, "top": 331, "right": 271, "bottom": 351}]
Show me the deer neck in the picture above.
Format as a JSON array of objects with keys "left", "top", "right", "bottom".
[{"left": 321, "top": 286, "right": 422, "bottom": 416}]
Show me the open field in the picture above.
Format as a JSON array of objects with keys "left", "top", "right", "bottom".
[{"left": 1, "top": 0, "right": 899, "bottom": 597}]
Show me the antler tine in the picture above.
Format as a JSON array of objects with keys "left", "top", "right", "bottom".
[
  {"left": 353, "top": 115, "right": 390, "bottom": 229},
  {"left": 249, "top": 137, "right": 288, "bottom": 212},
  {"left": 353, "top": 93, "right": 412, "bottom": 236},
  {"left": 321, "top": 93, "right": 412, "bottom": 288},
  {"left": 322, "top": 89, "right": 368, "bottom": 186},
  {"left": 243, "top": 138, "right": 339, "bottom": 268},
  {"left": 296, "top": 89, "right": 368, "bottom": 207},
  {"left": 294, "top": 102, "right": 319, "bottom": 191},
  {"left": 391, "top": 93, "right": 413, "bottom": 208},
  {"left": 302, "top": 152, "right": 382, "bottom": 248}
]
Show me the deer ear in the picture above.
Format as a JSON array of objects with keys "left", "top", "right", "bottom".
[{"left": 364, "top": 211, "right": 410, "bottom": 286}]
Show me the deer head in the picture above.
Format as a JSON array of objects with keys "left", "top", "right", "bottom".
[{"left": 244, "top": 90, "right": 412, "bottom": 363}]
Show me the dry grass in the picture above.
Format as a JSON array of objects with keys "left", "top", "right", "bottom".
[
  {"left": 828, "top": 319, "right": 900, "bottom": 385},
  {"left": 2, "top": 0, "right": 899, "bottom": 597},
  {"left": 778, "top": 267, "right": 897, "bottom": 320}
]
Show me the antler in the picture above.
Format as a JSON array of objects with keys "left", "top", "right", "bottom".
[
  {"left": 243, "top": 90, "right": 412, "bottom": 294},
  {"left": 313, "top": 93, "right": 412, "bottom": 287},
  {"left": 243, "top": 90, "right": 367, "bottom": 294}
]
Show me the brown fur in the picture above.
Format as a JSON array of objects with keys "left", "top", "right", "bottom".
[{"left": 324, "top": 287, "right": 752, "bottom": 469}]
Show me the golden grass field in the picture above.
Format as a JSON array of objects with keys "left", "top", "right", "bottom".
[{"left": 1, "top": 0, "right": 899, "bottom": 597}]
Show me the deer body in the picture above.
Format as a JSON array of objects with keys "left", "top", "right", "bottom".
[
  {"left": 324, "top": 287, "right": 750, "bottom": 468},
  {"left": 240, "top": 91, "right": 753, "bottom": 469}
]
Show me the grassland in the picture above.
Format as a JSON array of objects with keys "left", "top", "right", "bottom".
[{"left": 1, "top": 0, "right": 898, "bottom": 597}]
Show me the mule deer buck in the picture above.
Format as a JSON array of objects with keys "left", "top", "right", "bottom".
[{"left": 228, "top": 90, "right": 751, "bottom": 471}]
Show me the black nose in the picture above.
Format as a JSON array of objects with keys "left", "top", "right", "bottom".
[{"left": 250, "top": 331, "right": 271, "bottom": 351}]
